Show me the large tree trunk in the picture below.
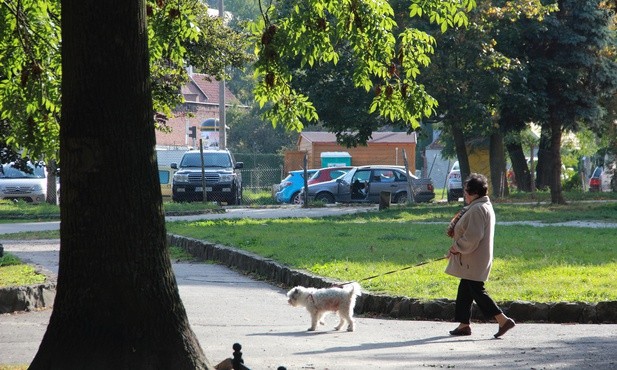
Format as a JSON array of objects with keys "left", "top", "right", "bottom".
[
  {"left": 506, "top": 140, "right": 531, "bottom": 192},
  {"left": 489, "top": 132, "right": 508, "bottom": 198},
  {"left": 30, "top": 1, "right": 210, "bottom": 369}
]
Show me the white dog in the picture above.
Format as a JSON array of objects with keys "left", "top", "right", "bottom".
[{"left": 286, "top": 282, "right": 362, "bottom": 332}]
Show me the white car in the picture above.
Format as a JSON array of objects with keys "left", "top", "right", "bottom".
[
  {"left": 446, "top": 161, "right": 463, "bottom": 202},
  {"left": 0, "top": 162, "right": 49, "bottom": 203}
]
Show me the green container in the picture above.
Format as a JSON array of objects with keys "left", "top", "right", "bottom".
[{"left": 320, "top": 152, "right": 351, "bottom": 167}]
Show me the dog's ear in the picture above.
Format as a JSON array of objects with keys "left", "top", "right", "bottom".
[{"left": 287, "top": 287, "right": 298, "bottom": 298}]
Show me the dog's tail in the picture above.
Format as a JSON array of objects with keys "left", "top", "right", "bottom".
[{"left": 347, "top": 282, "right": 362, "bottom": 297}]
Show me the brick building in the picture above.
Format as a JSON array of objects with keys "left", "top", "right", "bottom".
[{"left": 155, "top": 73, "right": 245, "bottom": 149}]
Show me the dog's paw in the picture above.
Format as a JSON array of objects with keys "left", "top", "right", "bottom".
[
  {"left": 347, "top": 326, "right": 354, "bottom": 332},
  {"left": 319, "top": 321, "right": 325, "bottom": 326},
  {"left": 307, "top": 327, "right": 316, "bottom": 331}
]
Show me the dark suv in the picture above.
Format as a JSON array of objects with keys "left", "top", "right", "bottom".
[{"left": 171, "top": 149, "right": 243, "bottom": 204}]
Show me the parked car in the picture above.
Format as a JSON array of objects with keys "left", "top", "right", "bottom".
[
  {"left": 275, "top": 169, "right": 318, "bottom": 204},
  {"left": 303, "top": 165, "right": 435, "bottom": 204},
  {"left": 159, "top": 165, "right": 177, "bottom": 200},
  {"left": 307, "top": 166, "right": 353, "bottom": 185},
  {"left": 446, "top": 161, "right": 463, "bottom": 202},
  {"left": 0, "top": 162, "right": 48, "bottom": 203},
  {"left": 588, "top": 165, "right": 615, "bottom": 192},
  {"left": 171, "top": 149, "right": 243, "bottom": 204}
]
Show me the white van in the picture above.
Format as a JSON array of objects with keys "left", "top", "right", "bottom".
[{"left": 0, "top": 162, "right": 48, "bottom": 203}]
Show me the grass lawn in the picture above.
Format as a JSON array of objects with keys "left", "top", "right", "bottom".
[
  {"left": 1, "top": 194, "right": 616, "bottom": 303},
  {"left": 166, "top": 201, "right": 617, "bottom": 304},
  {"left": 0, "top": 253, "right": 46, "bottom": 286}
]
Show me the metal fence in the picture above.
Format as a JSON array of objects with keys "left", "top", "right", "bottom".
[{"left": 240, "top": 167, "right": 284, "bottom": 206}]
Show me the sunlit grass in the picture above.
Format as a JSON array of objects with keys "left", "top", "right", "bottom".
[
  {"left": 0, "top": 253, "right": 46, "bottom": 287},
  {"left": 167, "top": 213, "right": 617, "bottom": 303}
]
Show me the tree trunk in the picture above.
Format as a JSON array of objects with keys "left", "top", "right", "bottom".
[
  {"left": 451, "top": 125, "right": 470, "bottom": 181},
  {"left": 46, "top": 159, "right": 58, "bottom": 205},
  {"left": 489, "top": 132, "right": 508, "bottom": 198},
  {"left": 549, "top": 111, "right": 566, "bottom": 204},
  {"left": 30, "top": 1, "right": 210, "bottom": 369},
  {"left": 506, "top": 141, "right": 531, "bottom": 192},
  {"left": 536, "top": 125, "right": 552, "bottom": 191}
]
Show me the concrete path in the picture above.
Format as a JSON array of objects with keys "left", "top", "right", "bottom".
[{"left": 1, "top": 240, "right": 616, "bottom": 369}]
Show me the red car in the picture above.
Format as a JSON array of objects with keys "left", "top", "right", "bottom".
[{"left": 307, "top": 166, "right": 353, "bottom": 185}]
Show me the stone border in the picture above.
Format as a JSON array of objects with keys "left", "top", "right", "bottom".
[
  {"left": 169, "top": 234, "right": 617, "bottom": 324},
  {"left": 0, "top": 282, "right": 56, "bottom": 314}
]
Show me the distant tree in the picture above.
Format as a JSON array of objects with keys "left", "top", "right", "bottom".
[
  {"left": 249, "top": 0, "right": 477, "bottom": 145},
  {"left": 520, "top": 0, "right": 617, "bottom": 203},
  {"left": 226, "top": 106, "right": 297, "bottom": 153}
]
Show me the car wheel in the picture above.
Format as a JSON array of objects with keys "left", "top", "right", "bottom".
[
  {"left": 292, "top": 192, "right": 303, "bottom": 205},
  {"left": 394, "top": 192, "right": 408, "bottom": 204},
  {"left": 447, "top": 191, "right": 456, "bottom": 202},
  {"left": 315, "top": 192, "right": 335, "bottom": 204}
]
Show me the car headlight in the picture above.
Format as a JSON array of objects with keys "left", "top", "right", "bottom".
[
  {"left": 32, "top": 184, "right": 42, "bottom": 191},
  {"left": 174, "top": 173, "right": 189, "bottom": 183},
  {"left": 220, "top": 174, "right": 234, "bottom": 182}
]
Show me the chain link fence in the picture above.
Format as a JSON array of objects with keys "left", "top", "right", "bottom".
[{"left": 240, "top": 167, "right": 284, "bottom": 206}]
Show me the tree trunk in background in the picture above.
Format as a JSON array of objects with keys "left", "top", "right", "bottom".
[
  {"left": 30, "top": 1, "right": 210, "bottom": 368},
  {"left": 506, "top": 141, "right": 531, "bottom": 192},
  {"left": 45, "top": 159, "right": 58, "bottom": 205},
  {"left": 489, "top": 132, "right": 508, "bottom": 198},
  {"left": 452, "top": 125, "right": 470, "bottom": 182},
  {"left": 548, "top": 110, "right": 566, "bottom": 204},
  {"left": 535, "top": 125, "right": 552, "bottom": 191}
]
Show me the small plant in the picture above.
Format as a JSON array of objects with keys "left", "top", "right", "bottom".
[{"left": 0, "top": 253, "right": 22, "bottom": 267}]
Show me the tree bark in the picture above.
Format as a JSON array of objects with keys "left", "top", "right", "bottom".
[
  {"left": 45, "top": 159, "right": 58, "bottom": 205},
  {"left": 505, "top": 140, "right": 531, "bottom": 192},
  {"left": 451, "top": 125, "right": 470, "bottom": 181},
  {"left": 30, "top": 1, "right": 210, "bottom": 368},
  {"left": 535, "top": 124, "right": 552, "bottom": 191},
  {"left": 548, "top": 110, "right": 566, "bottom": 204},
  {"left": 489, "top": 132, "right": 508, "bottom": 198}
]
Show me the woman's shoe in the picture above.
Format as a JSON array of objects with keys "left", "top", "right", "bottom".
[
  {"left": 494, "top": 318, "right": 516, "bottom": 338},
  {"left": 449, "top": 326, "right": 471, "bottom": 336}
]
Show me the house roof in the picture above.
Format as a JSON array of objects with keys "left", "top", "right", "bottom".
[
  {"left": 184, "top": 73, "right": 241, "bottom": 106},
  {"left": 299, "top": 131, "right": 417, "bottom": 144}
]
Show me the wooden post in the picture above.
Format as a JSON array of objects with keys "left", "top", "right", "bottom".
[
  {"left": 199, "top": 139, "right": 207, "bottom": 203},
  {"left": 379, "top": 191, "right": 390, "bottom": 210},
  {"left": 302, "top": 152, "right": 309, "bottom": 208}
]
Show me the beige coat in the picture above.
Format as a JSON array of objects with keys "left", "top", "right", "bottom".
[{"left": 445, "top": 196, "right": 495, "bottom": 282}]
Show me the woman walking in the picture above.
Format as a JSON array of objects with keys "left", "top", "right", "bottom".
[{"left": 445, "top": 173, "right": 515, "bottom": 338}]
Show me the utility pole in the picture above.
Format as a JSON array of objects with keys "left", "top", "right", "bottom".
[{"left": 218, "top": 0, "right": 226, "bottom": 149}]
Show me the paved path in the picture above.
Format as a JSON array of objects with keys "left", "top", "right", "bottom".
[
  {"left": 1, "top": 207, "right": 617, "bottom": 368},
  {"left": 1, "top": 239, "right": 616, "bottom": 369}
]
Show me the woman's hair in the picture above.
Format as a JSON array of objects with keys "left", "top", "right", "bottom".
[{"left": 464, "top": 173, "right": 488, "bottom": 197}]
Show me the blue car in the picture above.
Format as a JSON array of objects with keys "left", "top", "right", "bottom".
[{"left": 275, "top": 169, "right": 317, "bottom": 204}]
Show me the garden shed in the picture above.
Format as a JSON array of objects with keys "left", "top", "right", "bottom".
[{"left": 284, "top": 131, "right": 417, "bottom": 173}]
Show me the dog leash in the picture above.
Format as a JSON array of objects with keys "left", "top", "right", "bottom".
[{"left": 339, "top": 255, "right": 448, "bottom": 286}]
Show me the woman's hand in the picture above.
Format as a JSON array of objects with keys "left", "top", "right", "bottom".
[{"left": 448, "top": 244, "right": 460, "bottom": 256}]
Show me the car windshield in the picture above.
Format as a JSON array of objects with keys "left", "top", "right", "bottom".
[
  {"left": 592, "top": 167, "right": 602, "bottom": 177},
  {"left": 0, "top": 163, "right": 46, "bottom": 179},
  {"left": 180, "top": 152, "right": 231, "bottom": 168}
]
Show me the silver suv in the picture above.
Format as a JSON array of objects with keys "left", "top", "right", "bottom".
[
  {"left": 171, "top": 149, "right": 243, "bottom": 204},
  {"left": 0, "top": 162, "right": 48, "bottom": 203}
]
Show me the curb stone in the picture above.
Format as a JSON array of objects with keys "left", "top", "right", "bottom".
[{"left": 168, "top": 234, "right": 617, "bottom": 324}]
